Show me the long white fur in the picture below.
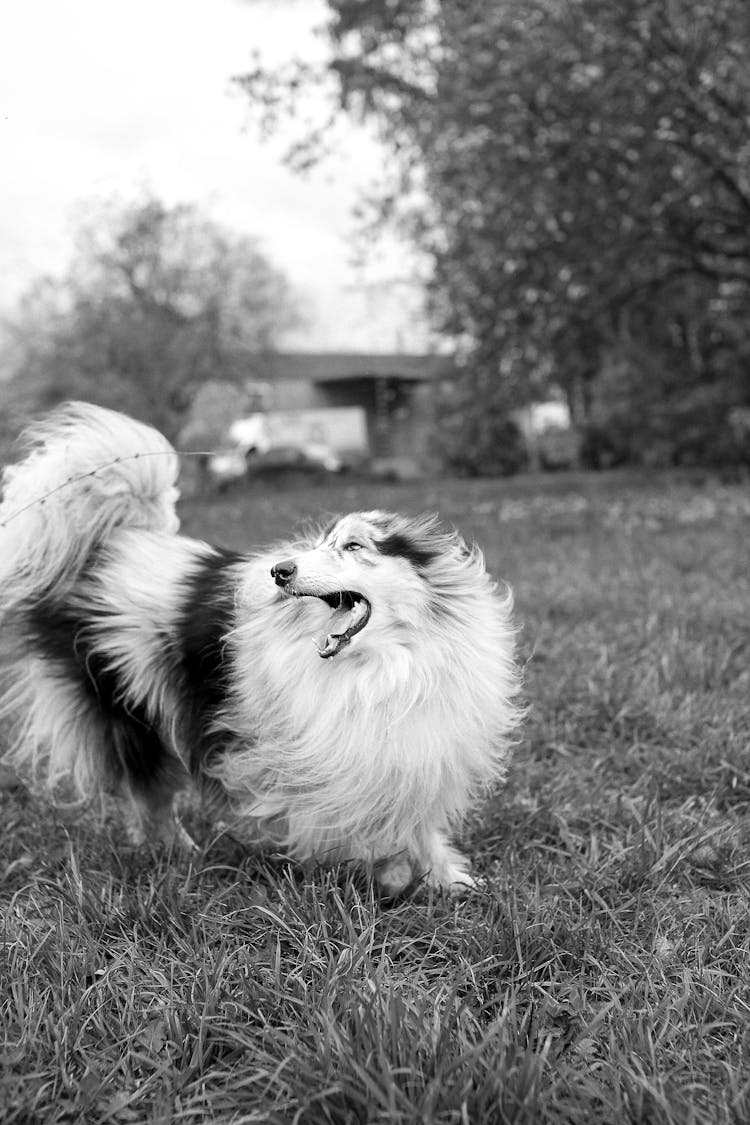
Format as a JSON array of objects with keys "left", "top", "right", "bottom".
[
  {"left": 0, "top": 404, "right": 180, "bottom": 605},
  {"left": 0, "top": 403, "right": 522, "bottom": 893}
]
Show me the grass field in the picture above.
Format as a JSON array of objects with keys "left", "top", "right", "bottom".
[{"left": 2, "top": 469, "right": 749, "bottom": 1124}]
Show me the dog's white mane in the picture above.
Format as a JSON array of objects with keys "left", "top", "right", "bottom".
[{"left": 214, "top": 539, "right": 520, "bottom": 860}]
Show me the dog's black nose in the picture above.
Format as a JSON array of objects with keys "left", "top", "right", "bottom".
[{"left": 271, "top": 560, "right": 297, "bottom": 586}]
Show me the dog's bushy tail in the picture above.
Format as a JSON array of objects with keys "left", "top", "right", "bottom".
[{"left": 0, "top": 402, "right": 180, "bottom": 612}]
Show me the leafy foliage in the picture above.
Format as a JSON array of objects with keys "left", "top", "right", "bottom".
[
  {"left": 239, "top": 0, "right": 750, "bottom": 468},
  {"left": 1, "top": 196, "right": 300, "bottom": 441}
]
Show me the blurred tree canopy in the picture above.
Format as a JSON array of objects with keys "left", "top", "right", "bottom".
[
  {"left": 239, "top": 0, "right": 750, "bottom": 468},
  {"left": 2, "top": 196, "right": 300, "bottom": 442}
]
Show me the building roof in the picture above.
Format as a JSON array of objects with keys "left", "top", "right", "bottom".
[{"left": 266, "top": 352, "right": 457, "bottom": 384}]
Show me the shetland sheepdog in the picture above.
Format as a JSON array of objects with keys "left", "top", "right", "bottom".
[{"left": 0, "top": 404, "right": 521, "bottom": 894}]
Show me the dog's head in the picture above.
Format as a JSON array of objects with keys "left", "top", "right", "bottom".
[{"left": 269, "top": 510, "right": 473, "bottom": 659}]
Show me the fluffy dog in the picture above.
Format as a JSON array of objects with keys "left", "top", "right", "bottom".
[{"left": 0, "top": 403, "right": 521, "bottom": 894}]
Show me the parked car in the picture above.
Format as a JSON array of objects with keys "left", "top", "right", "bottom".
[{"left": 208, "top": 441, "right": 343, "bottom": 488}]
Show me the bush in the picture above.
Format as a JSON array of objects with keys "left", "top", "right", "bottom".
[
  {"left": 580, "top": 397, "right": 750, "bottom": 470},
  {"left": 438, "top": 414, "right": 529, "bottom": 477}
]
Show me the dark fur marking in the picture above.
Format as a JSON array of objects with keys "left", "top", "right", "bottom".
[
  {"left": 27, "top": 601, "right": 176, "bottom": 794},
  {"left": 376, "top": 532, "right": 437, "bottom": 570},
  {"left": 174, "top": 549, "right": 243, "bottom": 775}
]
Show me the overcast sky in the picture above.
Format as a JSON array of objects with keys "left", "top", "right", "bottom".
[{"left": 0, "top": 0, "right": 428, "bottom": 351}]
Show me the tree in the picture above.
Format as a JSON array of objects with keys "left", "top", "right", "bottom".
[
  {"left": 239, "top": 0, "right": 750, "bottom": 467},
  {"left": 2, "top": 195, "right": 300, "bottom": 441}
]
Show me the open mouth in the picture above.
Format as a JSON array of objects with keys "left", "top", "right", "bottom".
[
  {"left": 315, "top": 590, "right": 371, "bottom": 658},
  {"left": 282, "top": 588, "right": 372, "bottom": 658}
]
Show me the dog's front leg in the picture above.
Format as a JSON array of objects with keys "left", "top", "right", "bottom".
[{"left": 414, "top": 829, "right": 477, "bottom": 894}]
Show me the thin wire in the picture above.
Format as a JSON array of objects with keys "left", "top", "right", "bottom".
[{"left": 0, "top": 449, "right": 220, "bottom": 528}]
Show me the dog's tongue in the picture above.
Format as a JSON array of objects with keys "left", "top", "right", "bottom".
[{"left": 315, "top": 600, "right": 368, "bottom": 659}]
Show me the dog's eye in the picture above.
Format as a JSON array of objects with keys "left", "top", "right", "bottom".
[{"left": 343, "top": 541, "right": 363, "bottom": 552}]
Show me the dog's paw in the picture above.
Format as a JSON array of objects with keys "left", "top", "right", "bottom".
[
  {"left": 426, "top": 864, "right": 478, "bottom": 896},
  {"left": 375, "top": 855, "right": 414, "bottom": 897}
]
